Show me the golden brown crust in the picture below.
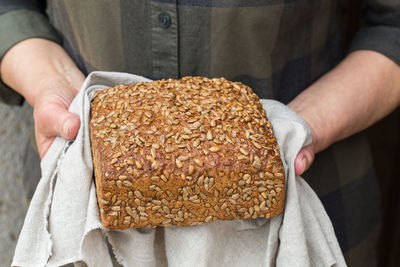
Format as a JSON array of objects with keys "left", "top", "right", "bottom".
[{"left": 90, "top": 77, "right": 285, "bottom": 229}]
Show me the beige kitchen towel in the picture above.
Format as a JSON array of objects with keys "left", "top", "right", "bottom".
[{"left": 12, "top": 71, "right": 346, "bottom": 267}]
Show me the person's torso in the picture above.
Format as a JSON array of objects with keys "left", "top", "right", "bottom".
[
  {"left": 45, "top": 1, "right": 380, "bottom": 259},
  {"left": 46, "top": 0, "right": 342, "bottom": 104}
]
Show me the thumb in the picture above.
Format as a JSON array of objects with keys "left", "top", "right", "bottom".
[
  {"left": 34, "top": 99, "right": 80, "bottom": 141},
  {"left": 294, "top": 144, "right": 315, "bottom": 176},
  {"left": 34, "top": 102, "right": 80, "bottom": 159},
  {"left": 60, "top": 111, "right": 81, "bottom": 140}
]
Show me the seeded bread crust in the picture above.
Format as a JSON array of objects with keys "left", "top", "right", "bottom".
[{"left": 90, "top": 77, "right": 285, "bottom": 229}]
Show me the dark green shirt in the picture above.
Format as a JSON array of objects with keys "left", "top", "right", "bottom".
[
  {"left": 1, "top": 1, "right": 398, "bottom": 265},
  {"left": 1, "top": 0, "right": 400, "bottom": 105}
]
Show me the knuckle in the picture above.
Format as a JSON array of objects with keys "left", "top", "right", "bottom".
[{"left": 34, "top": 104, "right": 52, "bottom": 124}]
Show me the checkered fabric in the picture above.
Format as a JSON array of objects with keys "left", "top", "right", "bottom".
[{"left": 2, "top": 1, "right": 400, "bottom": 266}]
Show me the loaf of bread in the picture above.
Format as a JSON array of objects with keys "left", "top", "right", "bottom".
[{"left": 90, "top": 77, "right": 285, "bottom": 229}]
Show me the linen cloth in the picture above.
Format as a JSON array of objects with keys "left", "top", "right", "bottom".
[{"left": 12, "top": 71, "right": 346, "bottom": 267}]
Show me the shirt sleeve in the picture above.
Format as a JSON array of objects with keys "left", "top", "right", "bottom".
[
  {"left": 0, "top": 1, "right": 61, "bottom": 105},
  {"left": 348, "top": 0, "right": 400, "bottom": 66}
]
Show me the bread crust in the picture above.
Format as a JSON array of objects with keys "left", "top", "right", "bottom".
[{"left": 90, "top": 77, "right": 285, "bottom": 229}]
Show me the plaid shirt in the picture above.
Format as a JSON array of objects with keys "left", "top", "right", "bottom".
[{"left": 2, "top": 0, "right": 400, "bottom": 265}]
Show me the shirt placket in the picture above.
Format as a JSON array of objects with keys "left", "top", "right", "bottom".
[{"left": 151, "top": 1, "right": 179, "bottom": 79}]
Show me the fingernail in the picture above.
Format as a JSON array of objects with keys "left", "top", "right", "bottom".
[
  {"left": 300, "top": 156, "right": 308, "bottom": 174},
  {"left": 63, "top": 118, "right": 72, "bottom": 138}
]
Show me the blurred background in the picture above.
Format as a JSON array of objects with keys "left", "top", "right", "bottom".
[
  {"left": 370, "top": 108, "right": 400, "bottom": 266},
  {"left": 340, "top": 1, "right": 400, "bottom": 264}
]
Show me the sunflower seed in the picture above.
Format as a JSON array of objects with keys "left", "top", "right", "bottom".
[
  {"left": 205, "top": 216, "right": 213, "bottom": 222},
  {"left": 193, "top": 139, "right": 200, "bottom": 148},
  {"left": 147, "top": 176, "right": 159, "bottom": 183},
  {"left": 135, "top": 161, "right": 142, "bottom": 169},
  {"left": 194, "top": 158, "right": 203, "bottom": 167},
  {"left": 134, "top": 190, "right": 143, "bottom": 198},
  {"left": 123, "top": 181, "right": 132, "bottom": 187},
  {"left": 96, "top": 115, "right": 105, "bottom": 123},
  {"left": 239, "top": 147, "right": 249, "bottom": 155},
  {"left": 209, "top": 145, "right": 221, "bottom": 152},
  {"left": 207, "top": 130, "right": 213, "bottom": 140},
  {"left": 175, "top": 158, "right": 183, "bottom": 168}
]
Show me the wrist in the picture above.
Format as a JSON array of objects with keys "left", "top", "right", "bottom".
[
  {"left": 288, "top": 93, "right": 334, "bottom": 154},
  {"left": 297, "top": 110, "right": 328, "bottom": 153}
]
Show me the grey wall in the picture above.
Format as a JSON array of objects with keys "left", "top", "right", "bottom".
[{"left": 0, "top": 102, "right": 32, "bottom": 266}]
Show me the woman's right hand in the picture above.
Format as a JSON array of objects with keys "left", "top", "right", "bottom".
[{"left": 1, "top": 38, "right": 85, "bottom": 158}]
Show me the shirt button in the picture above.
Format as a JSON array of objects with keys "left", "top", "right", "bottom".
[{"left": 159, "top": 13, "right": 172, "bottom": 28}]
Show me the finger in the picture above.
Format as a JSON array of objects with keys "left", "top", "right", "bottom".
[
  {"left": 35, "top": 132, "right": 55, "bottom": 159},
  {"left": 35, "top": 107, "right": 80, "bottom": 159},
  {"left": 294, "top": 145, "right": 315, "bottom": 176},
  {"left": 62, "top": 113, "right": 81, "bottom": 140},
  {"left": 34, "top": 101, "right": 80, "bottom": 140}
]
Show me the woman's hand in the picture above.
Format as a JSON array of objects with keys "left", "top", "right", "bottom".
[
  {"left": 289, "top": 50, "right": 400, "bottom": 176},
  {"left": 32, "top": 75, "right": 83, "bottom": 158},
  {"left": 1, "top": 38, "right": 85, "bottom": 158}
]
